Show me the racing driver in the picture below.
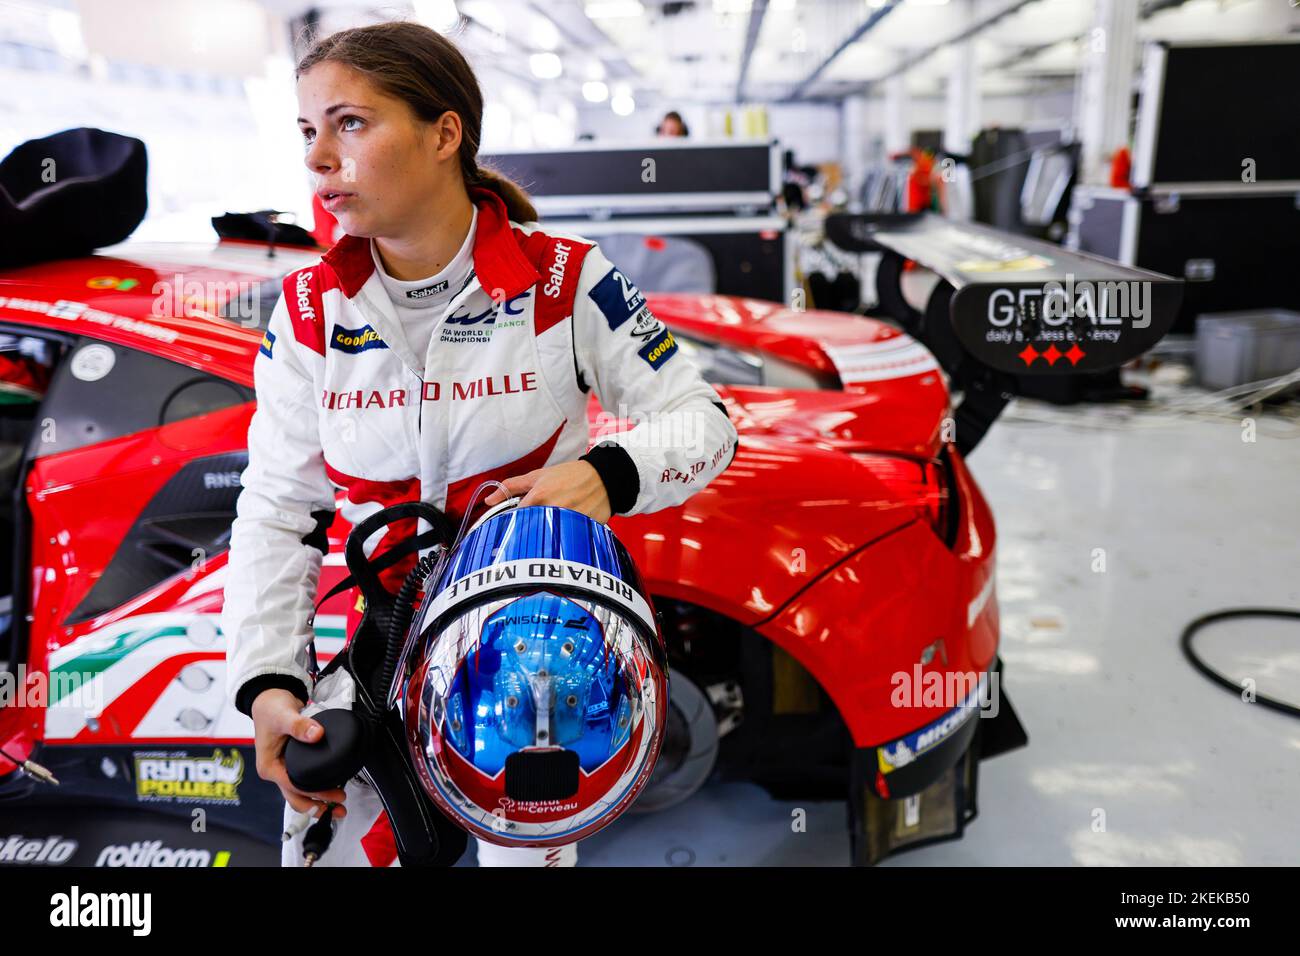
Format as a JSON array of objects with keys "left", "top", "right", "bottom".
[{"left": 220, "top": 20, "right": 738, "bottom": 867}]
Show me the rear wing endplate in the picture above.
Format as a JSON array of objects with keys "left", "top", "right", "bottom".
[{"left": 825, "top": 213, "right": 1184, "bottom": 452}]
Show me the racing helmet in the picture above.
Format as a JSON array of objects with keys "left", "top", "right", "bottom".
[{"left": 402, "top": 505, "right": 668, "bottom": 846}]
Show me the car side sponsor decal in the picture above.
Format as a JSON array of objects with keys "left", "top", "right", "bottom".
[
  {"left": 330, "top": 323, "right": 388, "bottom": 353},
  {"left": 95, "top": 840, "right": 230, "bottom": 867},
  {"left": 0, "top": 834, "right": 78, "bottom": 865},
  {"left": 0, "top": 297, "right": 179, "bottom": 344},
  {"left": 69, "top": 343, "right": 116, "bottom": 381},
  {"left": 588, "top": 267, "right": 646, "bottom": 331},
  {"left": 134, "top": 748, "right": 244, "bottom": 805},
  {"left": 637, "top": 327, "right": 678, "bottom": 371},
  {"left": 259, "top": 328, "right": 275, "bottom": 358},
  {"left": 877, "top": 673, "right": 985, "bottom": 775}
]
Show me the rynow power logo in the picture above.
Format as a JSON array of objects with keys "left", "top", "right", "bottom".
[{"left": 134, "top": 749, "right": 243, "bottom": 804}]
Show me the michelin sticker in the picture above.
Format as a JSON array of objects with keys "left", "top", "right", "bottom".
[
  {"left": 877, "top": 674, "right": 985, "bottom": 775},
  {"left": 70, "top": 343, "right": 116, "bottom": 382}
]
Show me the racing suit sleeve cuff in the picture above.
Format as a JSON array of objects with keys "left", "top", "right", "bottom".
[
  {"left": 234, "top": 673, "right": 309, "bottom": 719},
  {"left": 580, "top": 442, "right": 640, "bottom": 515}
]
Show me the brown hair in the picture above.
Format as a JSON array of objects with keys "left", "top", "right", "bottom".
[{"left": 296, "top": 21, "right": 537, "bottom": 222}]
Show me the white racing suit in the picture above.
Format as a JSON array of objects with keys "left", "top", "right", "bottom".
[{"left": 221, "top": 186, "right": 738, "bottom": 866}]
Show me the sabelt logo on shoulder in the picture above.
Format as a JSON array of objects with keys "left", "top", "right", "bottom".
[
  {"left": 294, "top": 269, "right": 316, "bottom": 322},
  {"left": 543, "top": 241, "right": 573, "bottom": 298},
  {"left": 134, "top": 749, "right": 243, "bottom": 804},
  {"left": 0, "top": 834, "right": 77, "bottom": 865},
  {"left": 331, "top": 323, "right": 388, "bottom": 353}
]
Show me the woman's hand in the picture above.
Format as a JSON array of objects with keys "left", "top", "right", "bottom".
[
  {"left": 251, "top": 688, "right": 348, "bottom": 819},
  {"left": 483, "top": 460, "right": 612, "bottom": 523}
]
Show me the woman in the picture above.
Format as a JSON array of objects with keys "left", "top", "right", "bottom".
[{"left": 220, "top": 21, "right": 737, "bottom": 867}]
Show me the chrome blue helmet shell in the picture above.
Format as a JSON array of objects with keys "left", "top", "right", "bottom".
[{"left": 402, "top": 505, "right": 667, "bottom": 846}]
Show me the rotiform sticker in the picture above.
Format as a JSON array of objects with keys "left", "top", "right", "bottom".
[{"left": 69, "top": 343, "right": 116, "bottom": 382}]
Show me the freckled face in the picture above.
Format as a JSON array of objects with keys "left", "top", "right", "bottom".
[{"left": 297, "top": 61, "right": 453, "bottom": 239}]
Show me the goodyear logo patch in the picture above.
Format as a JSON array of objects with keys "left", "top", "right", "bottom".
[
  {"left": 588, "top": 267, "right": 646, "bottom": 331},
  {"left": 259, "top": 329, "right": 275, "bottom": 358},
  {"left": 637, "top": 327, "right": 677, "bottom": 370},
  {"left": 331, "top": 323, "right": 388, "bottom": 353}
]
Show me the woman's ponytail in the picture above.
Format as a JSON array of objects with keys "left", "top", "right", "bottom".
[{"left": 467, "top": 165, "right": 538, "bottom": 224}]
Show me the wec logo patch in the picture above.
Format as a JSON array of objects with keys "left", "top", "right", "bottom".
[
  {"left": 589, "top": 267, "right": 646, "bottom": 331},
  {"left": 331, "top": 323, "right": 388, "bottom": 353}
]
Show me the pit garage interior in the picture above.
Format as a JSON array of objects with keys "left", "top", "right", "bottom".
[{"left": 0, "top": 0, "right": 1297, "bottom": 869}]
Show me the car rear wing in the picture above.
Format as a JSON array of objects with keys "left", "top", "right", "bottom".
[{"left": 825, "top": 212, "right": 1183, "bottom": 453}]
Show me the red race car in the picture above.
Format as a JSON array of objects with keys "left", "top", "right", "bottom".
[{"left": 0, "top": 135, "right": 1180, "bottom": 867}]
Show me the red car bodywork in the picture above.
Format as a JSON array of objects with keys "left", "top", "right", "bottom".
[{"left": 0, "top": 240, "right": 999, "bottom": 861}]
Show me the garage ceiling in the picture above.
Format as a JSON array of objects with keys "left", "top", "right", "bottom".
[
  {"left": 441, "top": 0, "right": 1298, "bottom": 104},
  {"left": 7, "top": 0, "right": 1298, "bottom": 107}
]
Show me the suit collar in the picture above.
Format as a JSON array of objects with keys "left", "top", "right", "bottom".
[{"left": 322, "top": 186, "right": 539, "bottom": 301}]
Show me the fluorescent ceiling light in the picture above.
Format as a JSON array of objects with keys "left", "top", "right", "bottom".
[
  {"left": 585, "top": 1, "right": 644, "bottom": 19},
  {"left": 611, "top": 90, "right": 636, "bottom": 115},
  {"left": 529, "top": 52, "right": 563, "bottom": 79},
  {"left": 530, "top": 15, "right": 560, "bottom": 51},
  {"left": 413, "top": 0, "right": 460, "bottom": 31}
]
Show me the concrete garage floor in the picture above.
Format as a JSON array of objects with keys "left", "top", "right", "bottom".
[{"left": 572, "top": 381, "right": 1300, "bottom": 866}]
